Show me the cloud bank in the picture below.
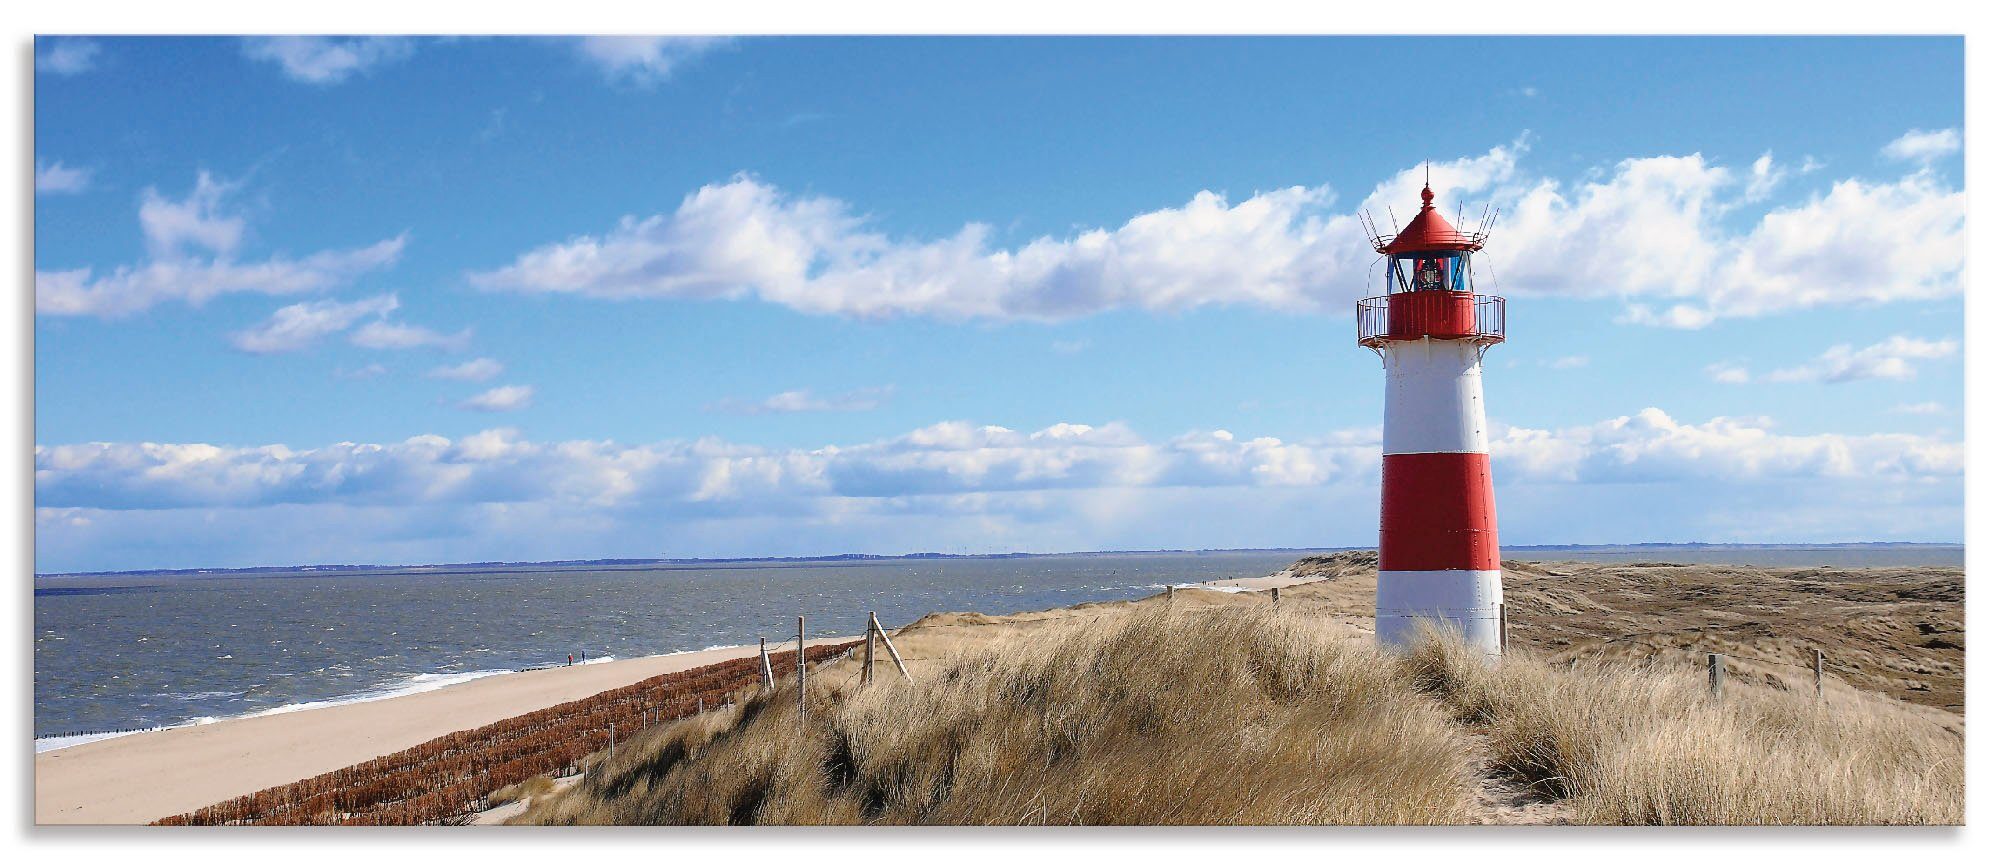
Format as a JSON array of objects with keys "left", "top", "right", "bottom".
[
  {"left": 36, "top": 408, "right": 1958, "bottom": 514},
  {"left": 472, "top": 137, "right": 1962, "bottom": 328},
  {"left": 34, "top": 408, "right": 1962, "bottom": 571}
]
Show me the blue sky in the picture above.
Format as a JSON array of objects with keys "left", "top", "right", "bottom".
[{"left": 33, "top": 36, "right": 1964, "bottom": 572}]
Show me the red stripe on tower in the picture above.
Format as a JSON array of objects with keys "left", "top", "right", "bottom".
[{"left": 1379, "top": 453, "right": 1500, "bottom": 572}]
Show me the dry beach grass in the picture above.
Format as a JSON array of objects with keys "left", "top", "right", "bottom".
[
  {"left": 1402, "top": 629, "right": 1963, "bottom": 825},
  {"left": 521, "top": 608, "right": 1474, "bottom": 825},
  {"left": 520, "top": 604, "right": 1962, "bottom": 826}
]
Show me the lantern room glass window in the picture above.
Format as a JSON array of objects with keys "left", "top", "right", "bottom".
[{"left": 1386, "top": 251, "right": 1471, "bottom": 293}]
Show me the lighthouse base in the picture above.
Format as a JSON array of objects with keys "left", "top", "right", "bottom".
[{"left": 1375, "top": 569, "right": 1503, "bottom": 657}]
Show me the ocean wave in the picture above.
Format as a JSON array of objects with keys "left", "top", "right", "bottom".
[
  {"left": 159, "top": 690, "right": 244, "bottom": 701},
  {"left": 36, "top": 666, "right": 520, "bottom": 754},
  {"left": 36, "top": 730, "right": 143, "bottom": 754},
  {"left": 239, "top": 668, "right": 519, "bottom": 720}
]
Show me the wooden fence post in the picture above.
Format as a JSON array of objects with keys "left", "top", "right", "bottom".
[
  {"left": 797, "top": 616, "right": 807, "bottom": 718},
  {"left": 1270, "top": 587, "right": 1280, "bottom": 609},
  {"left": 1167, "top": 585, "right": 1176, "bottom": 606},
  {"left": 864, "top": 612, "right": 878, "bottom": 685},
  {"left": 1500, "top": 603, "right": 1509, "bottom": 655},
  {"left": 759, "top": 637, "right": 775, "bottom": 691},
  {"left": 1708, "top": 653, "right": 1724, "bottom": 700},
  {"left": 1813, "top": 649, "right": 1824, "bottom": 701},
  {"left": 872, "top": 613, "right": 913, "bottom": 681}
]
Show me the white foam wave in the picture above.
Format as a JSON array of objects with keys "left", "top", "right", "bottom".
[
  {"left": 36, "top": 730, "right": 141, "bottom": 754},
  {"left": 36, "top": 666, "right": 519, "bottom": 754}
]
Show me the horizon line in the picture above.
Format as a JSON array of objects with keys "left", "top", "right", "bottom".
[{"left": 33, "top": 541, "right": 1967, "bottom": 578}]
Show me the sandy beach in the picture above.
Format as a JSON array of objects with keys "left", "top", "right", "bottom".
[{"left": 34, "top": 638, "right": 854, "bottom": 825}]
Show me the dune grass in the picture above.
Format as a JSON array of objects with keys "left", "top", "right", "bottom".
[
  {"left": 520, "top": 608, "right": 1474, "bottom": 825},
  {"left": 486, "top": 775, "right": 556, "bottom": 807},
  {"left": 1401, "top": 629, "right": 1964, "bottom": 825},
  {"left": 516, "top": 608, "right": 1962, "bottom": 826}
]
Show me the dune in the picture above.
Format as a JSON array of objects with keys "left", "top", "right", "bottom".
[{"left": 37, "top": 552, "right": 1964, "bottom": 825}]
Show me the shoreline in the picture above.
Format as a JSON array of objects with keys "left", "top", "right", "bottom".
[
  {"left": 34, "top": 637, "right": 855, "bottom": 825},
  {"left": 35, "top": 655, "right": 630, "bottom": 755}
]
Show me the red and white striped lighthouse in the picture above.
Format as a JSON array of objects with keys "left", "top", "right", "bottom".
[{"left": 1358, "top": 182, "right": 1507, "bottom": 656}]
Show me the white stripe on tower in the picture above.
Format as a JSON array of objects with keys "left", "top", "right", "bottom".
[{"left": 1382, "top": 339, "right": 1487, "bottom": 456}]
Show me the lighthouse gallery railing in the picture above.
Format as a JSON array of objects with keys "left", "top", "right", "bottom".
[{"left": 1356, "top": 293, "right": 1505, "bottom": 348}]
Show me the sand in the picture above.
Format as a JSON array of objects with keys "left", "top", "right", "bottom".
[
  {"left": 34, "top": 638, "right": 854, "bottom": 825},
  {"left": 1198, "top": 572, "right": 1326, "bottom": 590}
]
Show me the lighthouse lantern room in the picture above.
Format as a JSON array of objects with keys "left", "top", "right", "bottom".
[{"left": 1358, "top": 181, "right": 1507, "bottom": 657}]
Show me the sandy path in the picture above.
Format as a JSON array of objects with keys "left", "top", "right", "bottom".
[
  {"left": 35, "top": 638, "right": 853, "bottom": 825},
  {"left": 1462, "top": 732, "right": 1574, "bottom": 825}
]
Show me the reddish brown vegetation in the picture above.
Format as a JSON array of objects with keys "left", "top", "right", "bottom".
[{"left": 154, "top": 643, "right": 851, "bottom": 826}]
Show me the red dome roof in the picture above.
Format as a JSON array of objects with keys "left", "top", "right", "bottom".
[{"left": 1376, "top": 184, "right": 1485, "bottom": 255}]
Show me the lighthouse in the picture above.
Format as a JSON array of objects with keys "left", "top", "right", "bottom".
[{"left": 1358, "top": 182, "right": 1507, "bottom": 656}]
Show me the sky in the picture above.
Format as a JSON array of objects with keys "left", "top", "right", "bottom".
[{"left": 32, "top": 35, "right": 1965, "bottom": 573}]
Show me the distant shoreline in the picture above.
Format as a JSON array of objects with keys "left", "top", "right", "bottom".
[{"left": 32, "top": 542, "right": 1966, "bottom": 578}]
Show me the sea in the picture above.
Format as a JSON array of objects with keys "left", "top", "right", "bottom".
[{"left": 33, "top": 544, "right": 1961, "bottom": 749}]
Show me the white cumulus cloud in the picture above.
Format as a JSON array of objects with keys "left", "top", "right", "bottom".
[
  {"left": 576, "top": 36, "right": 728, "bottom": 85},
  {"left": 350, "top": 321, "right": 473, "bottom": 351},
  {"left": 36, "top": 39, "right": 100, "bottom": 75},
  {"left": 1706, "top": 362, "right": 1752, "bottom": 385},
  {"left": 35, "top": 171, "right": 406, "bottom": 318},
  {"left": 428, "top": 357, "right": 505, "bottom": 382},
  {"left": 709, "top": 386, "right": 894, "bottom": 415},
  {"left": 229, "top": 294, "right": 400, "bottom": 354},
  {"left": 1766, "top": 336, "right": 1959, "bottom": 384},
  {"left": 35, "top": 160, "right": 92, "bottom": 195},
  {"left": 1490, "top": 408, "right": 1961, "bottom": 484},
  {"left": 242, "top": 36, "right": 415, "bottom": 84},
  {"left": 140, "top": 172, "right": 246, "bottom": 258},
  {"left": 1712, "top": 335, "right": 1959, "bottom": 385},
  {"left": 457, "top": 385, "right": 535, "bottom": 412},
  {"left": 1882, "top": 128, "right": 1962, "bottom": 164}
]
